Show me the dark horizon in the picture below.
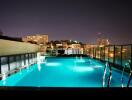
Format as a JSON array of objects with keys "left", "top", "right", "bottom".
[{"left": 0, "top": 0, "right": 131, "bottom": 44}]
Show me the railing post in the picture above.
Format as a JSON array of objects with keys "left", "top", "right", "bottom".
[
  {"left": 13, "top": 55, "right": 16, "bottom": 70},
  {"left": 101, "top": 47, "right": 103, "bottom": 60},
  {"left": 104, "top": 46, "right": 105, "bottom": 61},
  {"left": 121, "top": 45, "right": 123, "bottom": 67},
  {"left": 32, "top": 53, "right": 34, "bottom": 64},
  {"left": 89, "top": 47, "right": 94, "bottom": 57},
  {"left": 24, "top": 54, "right": 26, "bottom": 65},
  {"left": 92, "top": 48, "right": 94, "bottom": 58},
  {"left": 33, "top": 53, "right": 35, "bottom": 63},
  {"left": 35, "top": 52, "right": 37, "bottom": 63},
  {"left": 95, "top": 47, "right": 96, "bottom": 59},
  {"left": 0, "top": 56, "right": 2, "bottom": 80},
  {"left": 28, "top": 53, "right": 30, "bottom": 65},
  {"left": 98, "top": 46, "right": 99, "bottom": 59},
  {"left": 113, "top": 45, "right": 116, "bottom": 65},
  {"left": 0, "top": 56, "right": 1, "bottom": 75},
  {"left": 130, "top": 44, "right": 132, "bottom": 69},
  {"left": 96, "top": 47, "right": 98, "bottom": 59},
  {"left": 34, "top": 53, "right": 36, "bottom": 63},
  {"left": 30, "top": 53, "right": 32, "bottom": 64},
  {"left": 20, "top": 54, "right": 22, "bottom": 67},
  {"left": 33, "top": 53, "right": 34, "bottom": 63},
  {"left": 30, "top": 54, "right": 31, "bottom": 63},
  {"left": 99, "top": 47, "right": 101, "bottom": 60},
  {"left": 29, "top": 53, "right": 31, "bottom": 64},
  {"left": 100, "top": 47, "right": 102, "bottom": 60},
  {"left": 7, "top": 56, "right": 10, "bottom": 76},
  {"left": 30, "top": 53, "right": 33, "bottom": 64},
  {"left": 31, "top": 53, "right": 33, "bottom": 63},
  {"left": 108, "top": 46, "right": 110, "bottom": 63}
]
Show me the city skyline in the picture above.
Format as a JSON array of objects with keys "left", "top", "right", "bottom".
[{"left": 0, "top": 0, "right": 131, "bottom": 44}]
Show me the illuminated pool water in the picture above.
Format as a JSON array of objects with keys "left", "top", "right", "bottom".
[{"left": 0, "top": 57, "right": 132, "bottom": 87}]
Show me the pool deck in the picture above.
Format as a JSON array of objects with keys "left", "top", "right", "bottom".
[{"left": 0, "top": 87, "right": 132, "bottom": 97}]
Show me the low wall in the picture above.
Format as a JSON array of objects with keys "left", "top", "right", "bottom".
[{"left": 0, "top": 39, "right": 39, "bottom": 56}]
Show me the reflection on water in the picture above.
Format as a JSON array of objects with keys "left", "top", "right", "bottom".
[
  {"left": 37, "top": 62, "right": 41, "bottom": 71},
  {"left": 46, "top": 62, "right": 62, "bottom": 67},
  {"left": 72, "top": 67, "right": 94, "bottom": 72}
]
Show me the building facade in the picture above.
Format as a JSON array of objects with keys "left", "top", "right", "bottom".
[
  {"left": 46, "top": 40, "right": 84, "bottom": 55},
  {"left": 22, "top": 34, "right": 48, "bottom": 44},
  {"left": 22, "top": 34, "right": 48, "bottom": 52},
  {"left": 96, "top": 38, "right": 110, "bottom": 46}
]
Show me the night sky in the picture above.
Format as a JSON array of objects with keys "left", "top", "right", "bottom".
[{"left": 0, "top": 0, "right": 131, "bottom": 44}]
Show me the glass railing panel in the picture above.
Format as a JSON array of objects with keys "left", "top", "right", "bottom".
[
  {"left": 9, "top": 56, "right": 17, "bottom": 71},
  {"left": 115, "top": 46, "right": 122, "bottom": 66},
  {"left": 1, "top": 57, "right": 9, "bottom": 74},
  {"left": 105, "top": 47, "right": 109, "bottom": 62},
  {"left": 96, "top": 47, "right": 100, "bottom": 59},
  {"left": 109, "top": 46, "right": 114, "bottom": 63},
  {"left": 122, "top": 45, "right": 131, "bottom": 67},
  {"left": 100, "top": 47, "right": 105, "bottom": 61}
]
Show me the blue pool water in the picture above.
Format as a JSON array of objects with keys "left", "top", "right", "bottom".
[{"left": 0, "top": 57, "right": 132, "bottom": 87}]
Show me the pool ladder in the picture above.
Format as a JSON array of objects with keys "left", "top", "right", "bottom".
[
  {"left": 103, "top": 62, "right": 112, "bottom": 87},
  {"left": 121, "top": 60, "right": 132, "bottom": 87}
]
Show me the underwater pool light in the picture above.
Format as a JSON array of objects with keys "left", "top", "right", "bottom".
[
  {"left": 46, "top": 62, "right": 62, "bottom": 67},
  {"left": 72, "top": 67, "right": 94, "bottom": 72},
  {"left": 75, "top": 59, "right": 86, "bottom": 63},
  {"left": 94, "top": 65, "right": 102, "bottom": 68}
]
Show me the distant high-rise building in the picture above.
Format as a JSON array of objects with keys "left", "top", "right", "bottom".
[
  {"left": 96, "top": 32, "right": 110, "bottom": 45},
  {"left": 96, "top": 38, "right": 110, "bottom": 45},
  {"left": 22, "top": 34, "right": 48, "bottom": 44},
  {"left": 22, "top": 34, "right": 48, "bottom": 52}
]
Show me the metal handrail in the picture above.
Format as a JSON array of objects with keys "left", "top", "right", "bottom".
[
  {"left": 103, "top": 62, "right": 112, "bottom": 87},
  {"left": 121, "top": 60, "right": 132, "bottom": 87},
  {"left": 127, "top": 70, "right": 132, "bottom": 87}
]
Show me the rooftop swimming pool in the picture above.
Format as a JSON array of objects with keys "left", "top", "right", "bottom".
[{"left": 0, "top": 57, "right": 132, "bottom": 87}]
